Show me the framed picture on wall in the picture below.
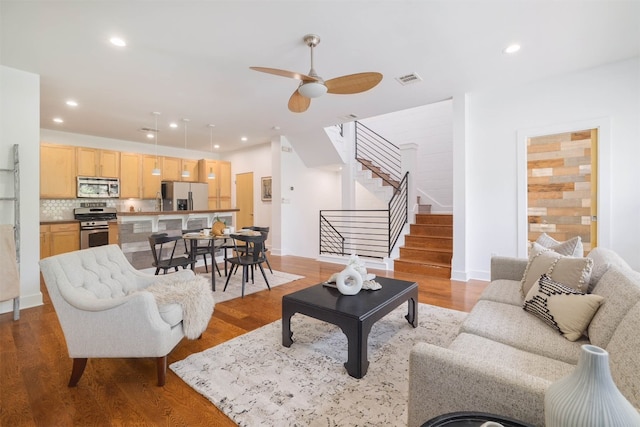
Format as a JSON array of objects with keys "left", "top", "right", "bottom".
[{"left": 261, "top": 176, "right": 272, "bottom": 201}]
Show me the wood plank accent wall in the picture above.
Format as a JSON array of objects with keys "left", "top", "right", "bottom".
[{"left": 527, "top": 130, "right": 596, "bottom": 254}]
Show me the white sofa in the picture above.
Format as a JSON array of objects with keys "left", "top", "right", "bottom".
[
  {"left": 408, "top": 247, "right": 640, "bottom": 426},
  {"left": 40, "top": 244, "right": 198, "bottom": 386}
]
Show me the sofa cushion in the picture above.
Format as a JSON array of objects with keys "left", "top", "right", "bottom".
[
  {"left": 588, "top": 266, "right": 640, "bottom": 348},
  {"left": 535, "top": 233, "right": 583, "bottom": 257},
  {"left": 460, "top": 300, "right": 586, "bottom": 364},
  {"left": 479, "top": 279, "right": 523, "bottom": 306},
  {"left": 521, "top": 243, "right": 593, "bottom": 296},
  {"left": 523, "top": 274, "right": 603, "bottom": 341},
  {"left": 587, "top": 247, "right": 632, "bottom": 292},
  {"left": 449, "top": 333, "right": 575, "bottom": 382},
  {"left": 156, "top": 302, "right": 183, "bottom": 327}
]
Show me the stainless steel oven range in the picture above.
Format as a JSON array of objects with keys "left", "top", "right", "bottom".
[{"left": 74, "top": 206, "right": 117, "bottom": 249}]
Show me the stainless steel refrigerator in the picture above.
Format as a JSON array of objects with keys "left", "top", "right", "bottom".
[{"left": 161, "top": 181, "right": 208, "bottom": 211}]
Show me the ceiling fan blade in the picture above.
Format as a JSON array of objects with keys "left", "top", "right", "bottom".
[
  {"left": 288, "top": 89, "right": 311, "bottom": 113},
  {"left": 250, "top": 66, "right": 318, "bottom": 82},
  {"left": 325, "top": 72, "right": 383, "bottom": 94}
]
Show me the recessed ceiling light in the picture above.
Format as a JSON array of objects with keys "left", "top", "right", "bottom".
[
  {"left": 503, "top": 44, "right": 521, "bottom": 54},
  {"left": 241, "top": 137, "right": 248, "bottom": 142},
  {"left": 169, "top": 122, "right": 178, "bottom": 128},
  {"left": 214, "top": 144, "right": 220, "bottom": 149},
  {"left": 146, "top": 133, "right": 155, "bottom": 139},
  {"left": 66, "top": 100, "right": 78, "bottom": 107},
  {"left": 53, "top": 117, "right": 63, "bottom": 124},
  {"left": 109, "top": 37, "right": 126, "bottom": 47}
]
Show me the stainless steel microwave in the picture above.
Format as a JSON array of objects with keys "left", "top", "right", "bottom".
[{"left": 77, "top": 177, "right": 120, "bottom": 198}]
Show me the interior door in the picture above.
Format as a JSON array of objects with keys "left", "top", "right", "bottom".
[
  {"left": 527, "top": 129, "right": 598, "bottom": 255},
  {"left": 235, "top": 172, "right": 253, "bottom": 229}
]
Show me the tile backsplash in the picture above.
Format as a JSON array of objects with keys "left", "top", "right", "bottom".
[{"left": 40, "top": 199, "right": 157, "bottom": 221}]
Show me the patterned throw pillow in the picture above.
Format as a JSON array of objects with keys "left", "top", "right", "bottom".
[
  {"left": 523, "top": 274, "right": 604, "bottom": 341},
  {"left": 521, "top": 242, "right": 593, "bottom": 296},
  {"left": 535, "top": 233, "right": 583, "bottom": 257}
]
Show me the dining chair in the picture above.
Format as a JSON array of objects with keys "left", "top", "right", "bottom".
[
  {"left": 148, "top": 233, "right": 194, "bottom": 275},
  {"left": 182, "top": 228, "right": 221, "bottom": 276},
  {"left": 223, "top": 232, "right": 270, "bottom": 298}
]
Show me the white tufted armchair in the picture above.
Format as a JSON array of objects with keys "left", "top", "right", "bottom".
[{"left": 39, "top": 244, "right": 196, "bottom": 386}]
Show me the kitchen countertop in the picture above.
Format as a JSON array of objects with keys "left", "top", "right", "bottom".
[
  {"left": 117, "top": 208, "right": 238, "bottom": 216},
  {"left": 40, "top": 220, "right": 79, "bottom": 225}
]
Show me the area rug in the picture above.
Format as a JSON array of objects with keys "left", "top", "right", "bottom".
[
  {"left": 170, "top": 303, "right": 467, "bottom": 426},
  {"left": 200, "top": 269, "right": 304, "bottom": 303}
]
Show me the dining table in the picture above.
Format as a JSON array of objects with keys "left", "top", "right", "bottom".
[
  {"left": 182, "top": 229, "right": 261, "bottom": 291},
  {"left": 182, "top": 232, "right": 228, "bottom": 291}
]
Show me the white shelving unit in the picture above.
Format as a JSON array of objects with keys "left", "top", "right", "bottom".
[{"left": 1, "top": 144, "right": 20, "bottom": 320}]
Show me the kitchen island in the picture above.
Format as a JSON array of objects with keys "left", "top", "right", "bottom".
[{"left": 117, "top": 209, "right": 238, "bottom": 270}]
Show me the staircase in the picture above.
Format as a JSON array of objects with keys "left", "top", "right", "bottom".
[{"left": 394, "top": 213, "right": 453, "bottom": 278}]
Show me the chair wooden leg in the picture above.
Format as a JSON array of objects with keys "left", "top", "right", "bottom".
[
  {"left": 68, "top": 358, "right": 88, "bottom": 387},
  {"left": 223, "top": 268, "right": 233, "bottom": 291},
  {"left": 156, "top": 355, "right": 167, "bottom": 387}
]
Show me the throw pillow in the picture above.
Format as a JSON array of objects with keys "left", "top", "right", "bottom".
[
  {"left": 521, "top": 242, "right": 593, "bottom": 296},
  {"left": 535, "top": 233, "right": 583, "bottom": 257},
  {"left": 523, "top": 274, "right": 604, "bottom": 341},
  {"left": 211, "top": 221, "right": 226, "bottom": 236}
]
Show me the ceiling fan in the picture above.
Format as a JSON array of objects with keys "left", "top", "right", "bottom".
[{"left": 250, "top": 34, "right": 383, "bottom": 113}]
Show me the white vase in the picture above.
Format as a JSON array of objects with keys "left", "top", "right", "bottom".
[{"left": 545, "top": 344, "right": 640, "bottom": 427}]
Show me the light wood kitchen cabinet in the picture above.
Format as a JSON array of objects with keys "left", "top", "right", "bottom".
[
  {"left": 41, "top": 143, "right": 76, "bottom": 198},
  {"left": 181, "top": 159, "right": 199, "bottom": 182},
  {"left": 198, "top": 159, "right": 232, "bottom": 208},
  {"left": 40, "top": 223, "right": 80, "bottom": 259},
  {"left": 121, "top": 153, "right": 163, "bottom": 199},
  {"left": 76, "top": 147, "right": 120, "bottom": 178},
  {"left": 141, "top": 155, "right": 162, "bottom": 199},
  {"left": 161, "top": 156, "right": 182, "bottom": 181},
  {"left": 108, "top": 222, "right": 119, "bottom": 245},
  {"left": 120, "top": 152, "right": 142, "bottom": 198}
]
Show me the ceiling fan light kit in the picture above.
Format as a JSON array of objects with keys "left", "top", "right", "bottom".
[{"left": 250, "top": 33, "right": 383, "bottom": 113}]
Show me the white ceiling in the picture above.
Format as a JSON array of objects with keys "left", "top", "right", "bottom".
[{"left": 2, "top": 1, "right": 639, "bottom": 153}]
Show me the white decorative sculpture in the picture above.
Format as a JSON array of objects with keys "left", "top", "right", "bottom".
[{"left": 335, "top": 266, "right": 363, "bottom": 295}]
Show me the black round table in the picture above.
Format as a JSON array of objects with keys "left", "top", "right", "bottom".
[{"left": 420, "top": 411, "right": 534, "bottom": 427}]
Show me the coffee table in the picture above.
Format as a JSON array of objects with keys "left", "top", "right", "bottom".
[{"left": 282, "top": 276, "right": 418, "bottom": 378}]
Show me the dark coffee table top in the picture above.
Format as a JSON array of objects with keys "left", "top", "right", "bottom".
[{"left": 282, "top": 276, "right": 417, "bottom": 318}]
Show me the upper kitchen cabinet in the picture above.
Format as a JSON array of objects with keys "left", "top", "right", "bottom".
[
  {"left": 41, "top": 143, "right": 76, "bottom": 198},
  {"left": 141, "top": 155, "right": 162, "bottom": 199},
  {"left": 120, "top": 152, "right": 142, "bottom": 198},
  {"left": 161, "top": 156, "right": 181, "bottom": 182},
  {"left": 198, "top": 159, "right": 232, "bottom": 208},
  {"left": 122, "top": 152, "right": 162, "bottom": 199},
  {"left": 76, "top": 147, "right": 120, "bottom": 178}
]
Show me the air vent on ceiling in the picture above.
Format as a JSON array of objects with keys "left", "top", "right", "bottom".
[
  {"left": 139, "top": 127, "right": 159, "bottom": 133},
  {"left": 395, "top": 72, "right": 423, "bottom": 86}
]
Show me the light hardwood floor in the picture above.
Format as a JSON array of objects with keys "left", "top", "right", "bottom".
[{"left": 1, "top": 255, "right": 488, "bottom": 426}]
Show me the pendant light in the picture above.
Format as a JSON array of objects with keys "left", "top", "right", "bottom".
[
  {"left": 151, "top": 112, "right": 161, "bottom": 176},
  {"left": 207, "top": 124, "right": 216, "bottom": 180},
  {"left": 181, "top": 118, "right": 190, "bottom": 178}
]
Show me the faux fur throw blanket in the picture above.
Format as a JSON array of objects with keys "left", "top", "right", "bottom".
[{"left": 144, "top": 276, "right": 214, "bottom": 339}]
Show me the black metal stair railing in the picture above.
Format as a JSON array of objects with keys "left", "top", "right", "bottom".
[
  {"left": 355, "top": 121, "right": 402, "bottom": 188},
  {"left": 319, "top": 171, "right": 408, "bottom": 259}
]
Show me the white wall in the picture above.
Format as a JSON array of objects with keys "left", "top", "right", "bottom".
[
  {"left": 360, "top": 100, "right": 454, "bottom": 211},
  {"left": 279, "top": 137, "right": 342, "bottom": 258},
  {"left": 224, "top": 142, "right": 273, "bottom": 229},
  {"left": 460, "top": 57, "right": 640, "bottom": 279},
  {"left": 40, "top": 128, "right": 217, "bottom": 160},
  {"left": 0, "top": 66, "right": 43, "bottom": 314}
]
